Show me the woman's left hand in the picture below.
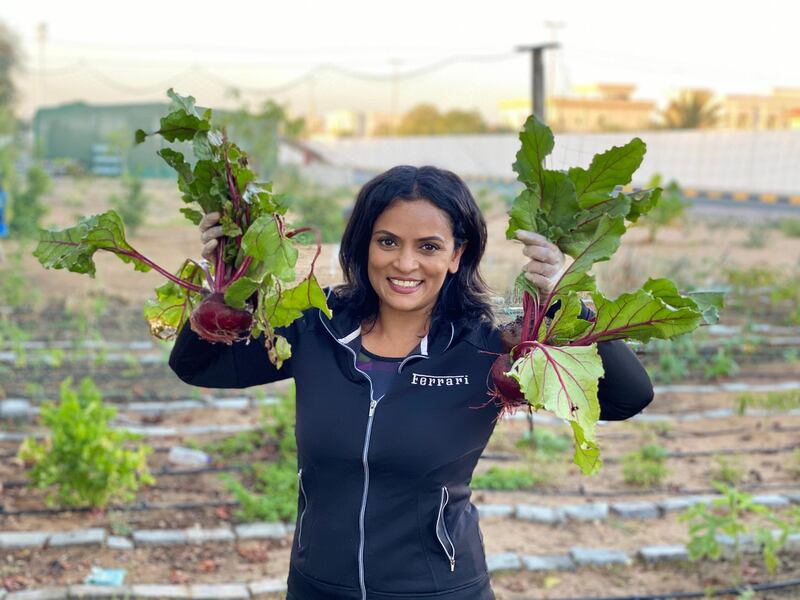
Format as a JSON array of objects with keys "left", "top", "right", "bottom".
[{"left": 514, "top": 230, "right": 566, "bottom": 296}]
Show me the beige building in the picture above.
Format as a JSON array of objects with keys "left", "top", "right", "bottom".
[
  {"left": 498, "top": 84, "right": 656, "bottom": 133},
  {"left": 322, "top": 109, "right": 366, "bottom": 137},
  {"left": 718, "top": 88, "right": 800, "bottom": 130}
]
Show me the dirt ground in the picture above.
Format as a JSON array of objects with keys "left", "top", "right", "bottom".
[{"left": 3, "top": 177, "right": 800, "bottom": 598}]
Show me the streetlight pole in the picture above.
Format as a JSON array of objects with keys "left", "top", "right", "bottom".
[{"left": 516, "top": 43, "right": 559, "bottom": 122}]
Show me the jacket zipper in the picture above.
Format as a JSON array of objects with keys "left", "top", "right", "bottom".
[
  {"left": 319, "top": 314, "right": 381, "bottom": 600},
  {"left": 297, "top": 468, "right": 308, "bottom": 549},
  {"left": 436, "top": 486, "right": 456, "bottom": 572}
]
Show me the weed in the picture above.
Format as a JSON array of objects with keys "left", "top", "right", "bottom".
[
  {"left": 621, "top": 444, "right": 669, "bottom": 488},
  {"left": 472, "top": 466, "right": 547, "bottom": 490},
  {"left": 709, "top": 454, "right": 745, "bottom": 486}
]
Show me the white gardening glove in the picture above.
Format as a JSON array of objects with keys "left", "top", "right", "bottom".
[
  {"left": 513, "top": 230, "right": 567, "bottom": 296},
  {"left": 199, "top": 212, "right": 223, "bottom": 261}
]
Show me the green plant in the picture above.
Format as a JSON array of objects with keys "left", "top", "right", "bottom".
[
  {"left": 621, "top": 443, "right": 669, "bottom": 488},
  {"left": 24, "top": 382, "right": 47, "bottom": 401},
  {"left": 120, "top": 352, "right": 143, "bottom": 378},
  {"left": 222, "top": 460, "right": 298, "bottom": 523},
  {"left": 709, "top": 454, "right": 745, "bottom": 486},
  {"left": 0, "top": 248, "right": 42, "bottom": 309},
  {"left": 497, "top": 115, "right": 722, "bottom": 475},
  {"left": 205, "top": 431, "right": 259, "bottom": 459},
  {"left": 788, "top": 449, "right": 800, "bottom": 479},
  {"left": 220, "top": 382, "right": 300, "bottom": 522},
  {"left": 646, "top": 334, "right": 700, "bottom": 384},
  {"left": 109, "top": 173, "right": 150, "bottom": 234},
  {"left": 743, "top": 223, "right": 769, "bottom": 248},
  {"left": 108, "top": 511, "right": 134, "bottom": 536},
  {"left": 679, "top": 483, "right": 800, "bottom": 582},
  {"left": 34, "top": 89, "right": 329, "bottom": 363},
  {"left": 703, "top": 346, "right": 739, "bottom": 380},
  {"left": 16, "top": 377, "right": 154, "bottom": 508},
  {"left": 514, "top": 427, "right": 571, "bottom": 460},
  {"left": 46, "top": 347, "right": 64, "bottom": 368},
  {"left": 736, "top": 390, "right": 800, "bottom": 415},
  {"left": 276, "top": 167, "right": 351, "bottom": 244},
  {"left": 472, "top": 465, "right": 546, "bottom": 490},
  {"left": 0, "top": 320, "right": 30, "bottom": 367},
  {"left": 779, "top": 218, "right": 800, "bottom": 238},
  {"left": 9, "top": 163, "right": 50, "bottom": 238},
  {"left": 639, "top": 175, "right": 687, "bottom": 243}
]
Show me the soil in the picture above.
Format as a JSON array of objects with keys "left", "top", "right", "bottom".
[{"left": 2, "top": 177, "right": 800, "bottom": 597}]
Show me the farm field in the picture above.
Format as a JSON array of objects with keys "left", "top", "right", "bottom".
[{"left": 2, "top": 177, "right": 800, "bottom": 599}]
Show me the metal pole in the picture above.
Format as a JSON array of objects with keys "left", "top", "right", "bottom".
[
  {"left": 533, "top": 48, "right": 544, "bottom": 120},
  {"left": 516, "top": 43, "right": 559, "bottom": 123}
]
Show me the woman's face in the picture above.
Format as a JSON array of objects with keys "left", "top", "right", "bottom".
[{"left": 367, "top": 198, "right": 465, "bottom": 318}]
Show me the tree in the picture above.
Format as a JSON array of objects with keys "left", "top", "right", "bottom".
[
  {"left": 660, "top": 89, "right": 720, "bottom": 129},
  {"left": 0, "top": 21, "right": 20, "bottom": 109},
  {"left": 396, "top": 103, "right": 489, "bottom": 136},
  {"left": 220, "top": 97, "right": 305, "bottom": 179},
  {"left": 397, "top": 103, "right": 442, "bottom": 135},
  {"left": 440, "top": 109, "right": 487, "bottom": 134}
]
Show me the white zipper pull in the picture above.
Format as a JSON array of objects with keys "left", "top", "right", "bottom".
[{"left": 368, "top": 400, "right": 377, "bottom": 417}]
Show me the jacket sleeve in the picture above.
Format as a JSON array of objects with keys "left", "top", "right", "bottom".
[
  {"left": 553, "top": 301, "right": 654, "bottom": 420},
  {"left": 597, "top": 340, "right": 654, "bottom": 420},
  {"left": 168, "top": 320, "right": 298, "bottom": 389}
]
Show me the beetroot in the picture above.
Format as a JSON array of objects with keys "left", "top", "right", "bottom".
[
  {"left": 189, "top": 292, "right": 253, "bottom": 345},
  {"left": 486, "top": 352, "right": 527, "bottom": 417}
]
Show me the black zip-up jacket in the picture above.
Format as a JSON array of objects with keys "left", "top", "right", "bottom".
[{"left": 169, "top": 290, "right": 654, "bottom": 599}]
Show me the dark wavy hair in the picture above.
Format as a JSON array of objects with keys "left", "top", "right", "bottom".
[{"left": 336, "top": 165, "right": 494, "bottom": 329}]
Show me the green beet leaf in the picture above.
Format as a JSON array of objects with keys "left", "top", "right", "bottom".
[
  {"left": 241, "top": 215, "right": 298, "bottom": 283},
  {"left": 35, "top": 211, "right": 151, "bottom": 276},
  {"left": 143, "top": 261, "right": 204, "bottom": 338},
  {"left": 263, "top": 275, "right": 332, "bottom": 329},
  {"left": 568, "top": 138, "right": 646, "bottom": 208},
  {"left": 504, "top": 114, "right": 724, "bottom": 475},
  {"left": 35, "top": 88, "right": 332, "bottom": 368},
  {"left": 507, "top": 343, "right": 603, "bottom": 474},
  {"left": 579, "top": 282, "right": 703, "bottom": 345}
]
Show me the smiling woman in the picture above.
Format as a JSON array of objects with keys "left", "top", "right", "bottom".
[
  {"left": 338, "top": 166, "right": 488, "bottom": 358},
  {"left": 170, "top": 163, "right": 654, "bottom": 600}
]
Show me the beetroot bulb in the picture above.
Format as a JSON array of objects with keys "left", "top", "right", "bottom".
[{"left": 189, "top": 292, "right": 254, "bottom": 345}]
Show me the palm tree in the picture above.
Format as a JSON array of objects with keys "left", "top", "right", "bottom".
[{"left": 660, "top": 89, "right": 721, "bottom": 129}]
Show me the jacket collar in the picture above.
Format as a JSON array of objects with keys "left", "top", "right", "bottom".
[{"left": 320, "top": 288, "right": 459, "bottom": 357}]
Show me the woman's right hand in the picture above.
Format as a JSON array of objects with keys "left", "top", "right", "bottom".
[{"left": 199, "top": 212, "right": 223, "bottom": 261}]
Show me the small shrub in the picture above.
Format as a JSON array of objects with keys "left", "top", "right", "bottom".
[
  {"left": 639, "top": 175, "right": 687, "bottom": 243},
  {"left": 9, "top": 163, "right": 50, "bottom": 238},
  {"left": 647, "top": 334, "right": 698, "bottom": 384},
  {"left": 736, "top": 390, "right": 800, "bottom": 415},
  {"left": 219, "top": 383, "right": 299, "bottom": 523},
  {"left": 109, "top": 173, "right": 150, "bottom": 234},
  {"left": 703, "top": 346, "right": 739, "bottom": 380},
  {"left": 223, "top": 460, "right": 299, "bottom": 523},
  {"left": 709, "top": 454, "right": 745, "bottom": 486},
  {"left": 679, "top": 483, "right": 800, "bottom": 581},
  {"left": 205, "top": 431, "right": 259, "bottom": 459},
  {"left": 514, "top": 427, "right": 571, "bottom": 459},
  {"left": 472, "top": 466, "right": 546, "bottom": 490},
  {"left": 743, "top": 223, "right": 768, "bottom": 248},
  {"left": 779, "top": 218, "right": 800, "bottom": 238},
  {"left": 17, "top": 377, "right": 154, "bottom": 508},
  {"left": 621, "top": 444, "right": 669, "bottom": 488}
]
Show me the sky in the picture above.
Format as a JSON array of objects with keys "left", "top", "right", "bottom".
[{"left": 4, "top": 0, "right": 799, "bottom": 122}]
